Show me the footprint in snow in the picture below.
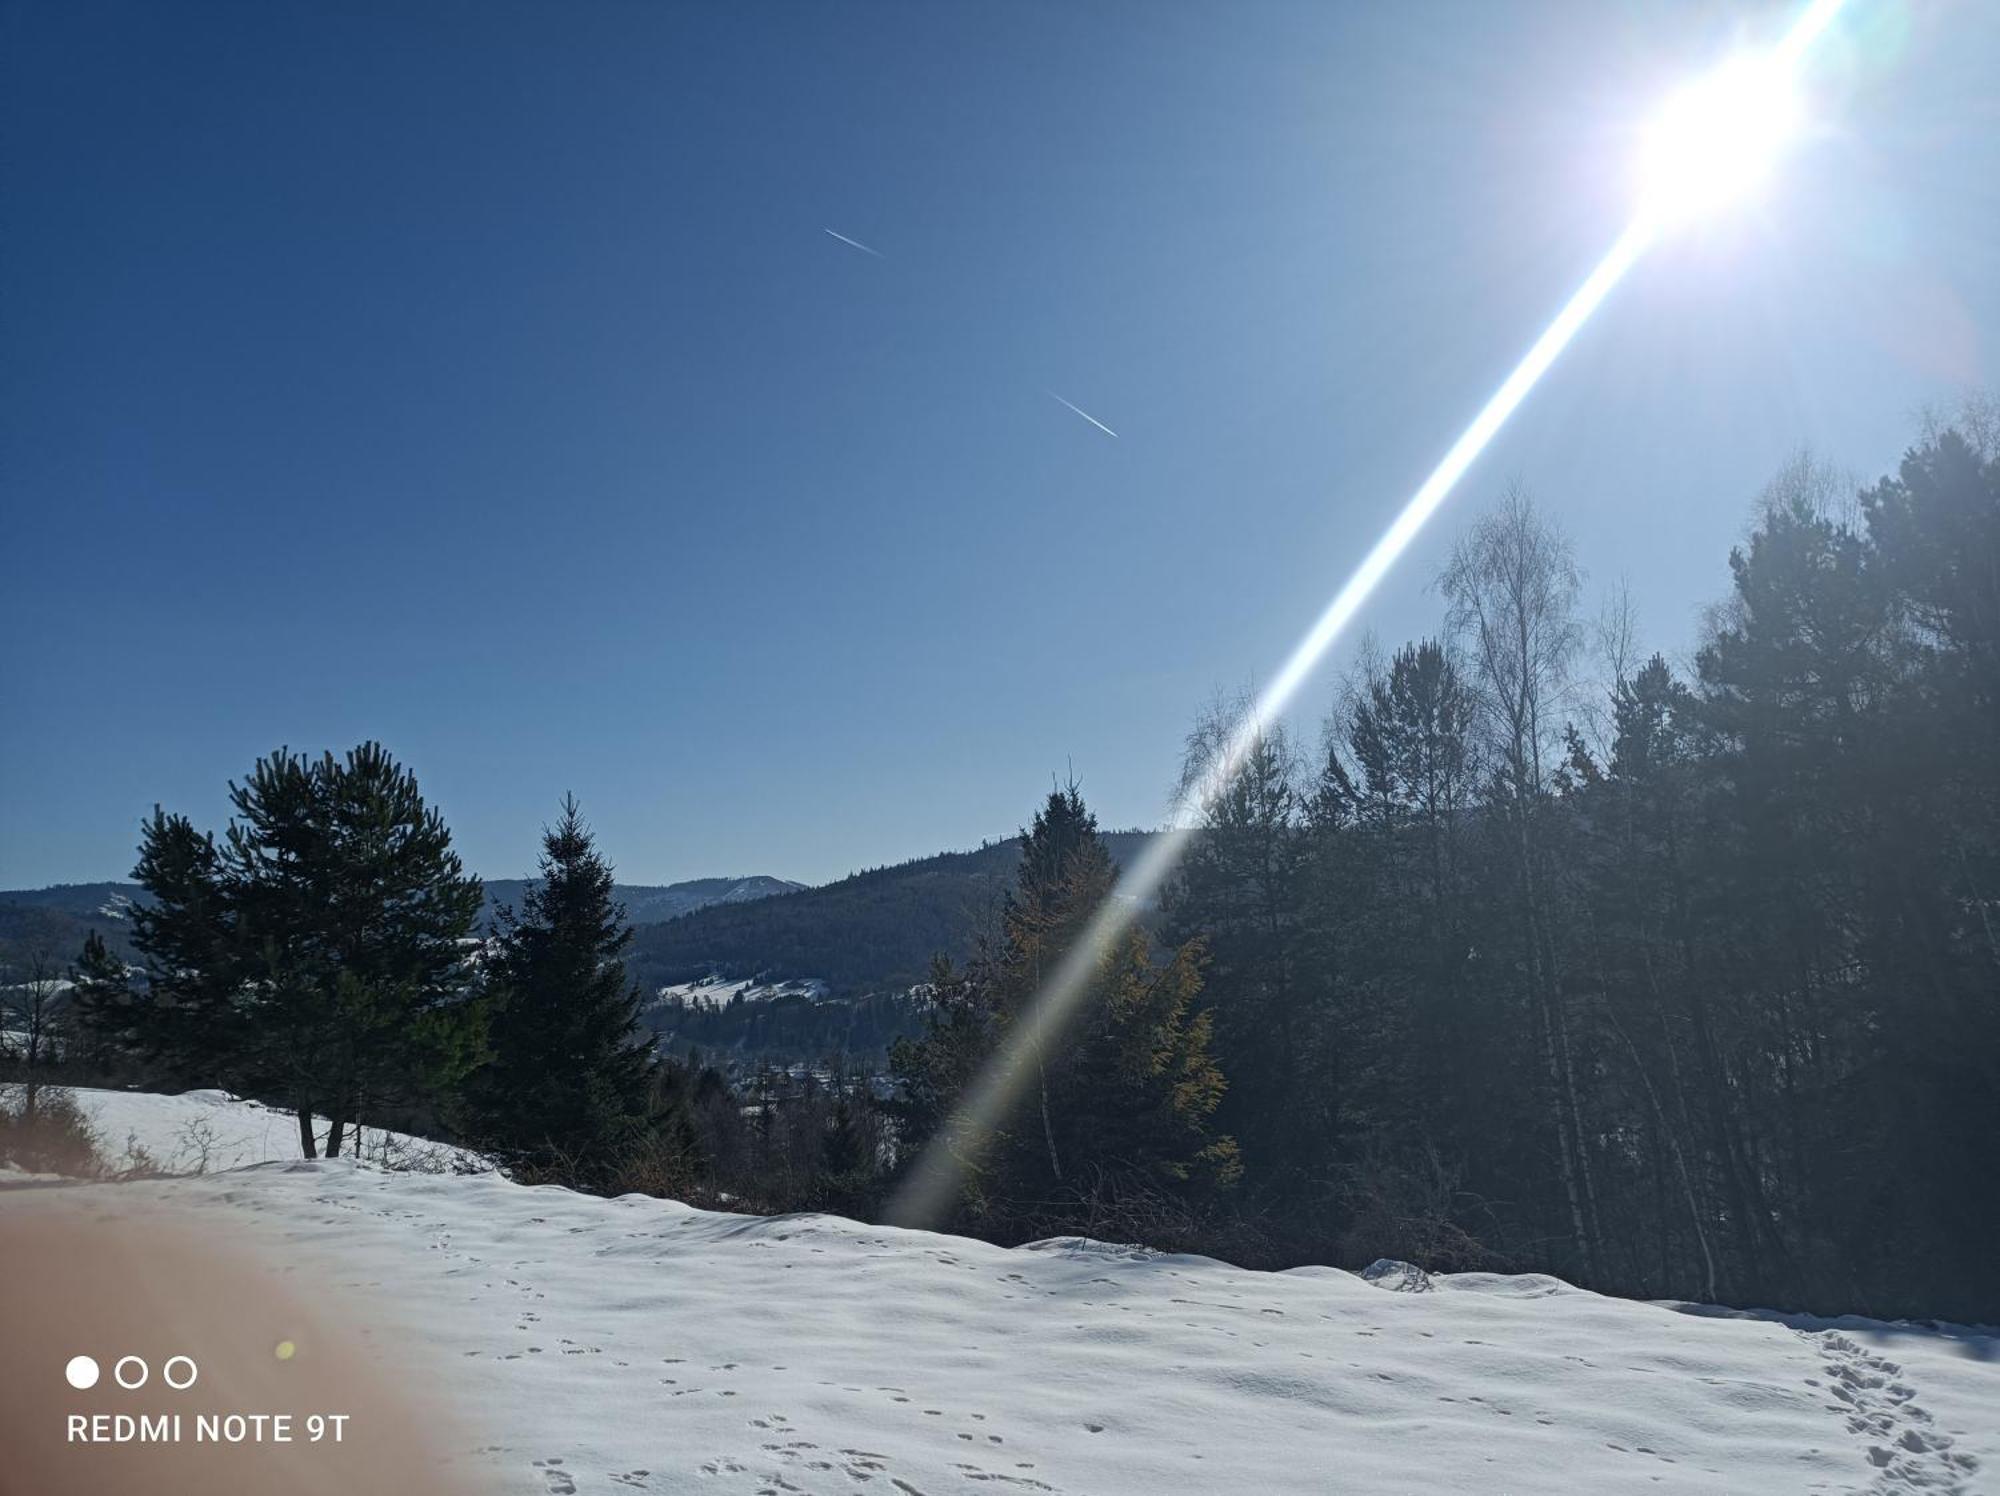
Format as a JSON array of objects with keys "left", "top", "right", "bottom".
[{"left": 532, "top": 1458, "right": 576, "bottom": 1496}]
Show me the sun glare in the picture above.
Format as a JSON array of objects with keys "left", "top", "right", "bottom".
[{"left": 1639, "top": 51, "right": 1805, "bottom": 227}]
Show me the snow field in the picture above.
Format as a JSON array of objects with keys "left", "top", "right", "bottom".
[
  {"left": 6, "top": 1089, "right": 1993, "bottom": 1493},
  {"left": 59, "top": 1085, "right": 488, "bottom": 1175}
]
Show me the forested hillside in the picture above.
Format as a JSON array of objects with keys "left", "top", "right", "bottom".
[
  {"left": 478, "top": 874, "right": 801, "bottom": 927},
  {"left": 627, "top": 830, "right": 1158, "bottom": 996},
  {"left": 0, "top": 885, "right": 141, "bottom": 975}
]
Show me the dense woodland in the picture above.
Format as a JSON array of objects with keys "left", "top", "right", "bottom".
[
  {"left": 5, "top": 416, "right": 1995, "bottom": 1322},
  {"left": 1128, "top": 420, "right": 2000, "bottom": 1322}
]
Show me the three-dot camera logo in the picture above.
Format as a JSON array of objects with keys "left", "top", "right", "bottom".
[{"left": 65, "top": 1354, "right": 198, "bottom": 1391}]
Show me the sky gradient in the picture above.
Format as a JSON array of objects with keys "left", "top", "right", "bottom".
[{"left": 3, "top": 0, "right": 1995, "bottom": 888}]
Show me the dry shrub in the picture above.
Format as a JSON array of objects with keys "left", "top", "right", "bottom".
[
  {"left": 1334, "top": 1139, "right": 1492, "bottom": 1274},
  {"left": 0, "top": 1083, "right": 106, "bottom": 1178}
]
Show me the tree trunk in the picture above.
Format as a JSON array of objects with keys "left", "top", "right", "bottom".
[
  {"left": 296, "top": 1105, "right": 318, "bottom": 1160},
  {"left": 1036, "top": 1049, "right": 1062, "bottom": 1184},
  {"left": 1028, "top": 948, "right": 1062, "bottom": 1187},
  {"left": 1517, "top": 794, "right": 1598, "bottom": 1283},
  {"left": 1612, "top": 982, "right": 1718, "bottom": 1304},
  {"left": 1550, "top": 961, "right": 1604, "bottom": 1250}
]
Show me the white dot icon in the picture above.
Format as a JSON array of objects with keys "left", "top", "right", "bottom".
[{"left": 65, "top": 1355, "right": 100, "bottom": 1390}]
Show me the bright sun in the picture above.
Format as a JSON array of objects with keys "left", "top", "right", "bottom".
[{"left": 1639, "top": 51, "right": 1805, "bottom": 227}]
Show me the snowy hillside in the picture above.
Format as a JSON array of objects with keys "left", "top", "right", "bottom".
[
  {"left": 60, "top": 1085, "right": 488, "bottom": 1175},
  {"left": 8, "top": 1090, "right": 1995, "bottom": 1494},
  {"left": 651, "top": 974, "right": 832, "bottom": 1009}
]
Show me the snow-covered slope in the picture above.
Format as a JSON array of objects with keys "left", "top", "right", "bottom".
[
  {"left": 10, "top": 1092, "right": 1996, "bottom": 1494},
  {"left": 63, "top": 1085, "right": 486, "bottom": 1175},
  {"left": 651, "top": 974, "right": 831, "bottom": 1009}
]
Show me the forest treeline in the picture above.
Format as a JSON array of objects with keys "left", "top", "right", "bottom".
[
  {"left": 883, "top": 419, "right": 1999, "bottom": 1322},
  {"left": 6, "top": 416, "right": 1994, "bottom": 1322},
  {"left": 650, "top": 985, "right": 924, "bottom": 1062}
]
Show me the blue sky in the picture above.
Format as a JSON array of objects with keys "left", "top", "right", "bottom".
[{"left": 3, "top": 0, "right": 1994, "bottom": 888}]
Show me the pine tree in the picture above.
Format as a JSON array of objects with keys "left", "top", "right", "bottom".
[
  {"left": 126, "top": 744, "right": 485, "bottom": 1157},
  {"left": 473, "top": 795, "right": 656, "bottom": 1188},
  {"left": 127, "top": 806, "right": 244, "bottom": 1083},
  {"left": 1333, "top": 640, "right": 1483, "bottom": 1161},
  {"left": 1161, "top": 706, "right": 1318, "bottom": 1195},
  {"left": 64, "top": 929, "right": 138, "bottom": 1075},
  {"left": 816, "top": 1083, "right": 881, "bottom": 1216},
  {"left": 289, "top": 744, "right": 487, "bottom": 1157},
  {"left": 1569, "top": 654, "right": 1737, "bottom": 1302},
  {"left": 885, "top": 955, "right": 996, "bottom": 1168}
]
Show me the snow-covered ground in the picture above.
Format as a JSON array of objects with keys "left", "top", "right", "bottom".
[
  {"left": 59, "top": 1085, "right": 488, "bottom": 1175},
  {"left": 7, "top": 1089, "right": 1996, "bottom": 1494}
]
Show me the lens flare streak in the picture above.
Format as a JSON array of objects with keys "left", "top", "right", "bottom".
[{"left": 885, "top": 219, "right": 1652, "bottom": 1227}]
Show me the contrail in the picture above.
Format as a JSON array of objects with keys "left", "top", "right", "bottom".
[
  {"left": 1049, "top": 391, "right": 1118, "bottom": 438},
  {"left": 824, "top": 228, "right": 883, "bottom": 257},
  {"left": 885, "top": 0, "right": 1847, "bottom": 1232}
]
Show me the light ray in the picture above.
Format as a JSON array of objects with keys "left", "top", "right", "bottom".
[
  {"left": 1775, "top": 0, "right": 1847, "bottom": 64},
  {"left": 885, "top": 0, "right": 1846, "bottom": 1230}
]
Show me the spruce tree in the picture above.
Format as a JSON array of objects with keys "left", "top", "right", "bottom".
[
  {"left": 1331, "top": 641, "right": 1484, "bottom": 1174},
  {"left": 896, "top": 783, "right": 1237, "bottom": 1231},
  {"left": 989, "top": 784, "right": 1118, "bottom": 1203},
  {"left": 473, "top": 795, "right": 656, "bottom": 1188}
]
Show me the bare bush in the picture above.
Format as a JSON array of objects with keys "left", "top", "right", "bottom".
[
  {"left": 172, "top": 1114, "right": 223, "bottom": 1175},
  {"left": 1334, "top": 1141, "right": 1492, "bottom": 1275},
  {"left": 1002, "top": 1167, "right": 1282, "bottom": 1268},
  {"left": 607, "top": 1128, "right": 708, "bottom": 1202},
  {"left": 0, "top": 1084, "right": 106, "bottom": 1178}
]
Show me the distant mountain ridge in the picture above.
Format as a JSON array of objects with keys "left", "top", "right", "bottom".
[
  {"left": 0, "top": 882, "right": 145, "bottom": 923},
  {"left": 0, "top": 873, "right": 803, "bottom": 973},
  {"left": 478, "top": 875, "right": 804, "bottom": 927},
  {"left": 627, "top": 830, "right": 1160, "bottom": 999},
  {"left": 0, "top": 875, "right": 803, "bottom": 923}
]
